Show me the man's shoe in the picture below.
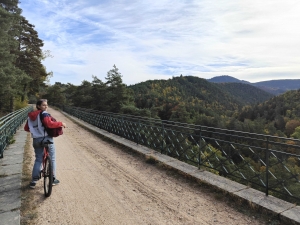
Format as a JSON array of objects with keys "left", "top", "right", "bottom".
[
  {"left": 29, "top": 181, "right": 36, "bottom": 189},
  {"left": 53, "top": 178, "right": 60, "bottom": 186}
]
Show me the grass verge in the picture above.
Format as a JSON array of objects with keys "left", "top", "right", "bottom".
[{"left": 20, "top": 134, "right": 37, "bottom": 225}]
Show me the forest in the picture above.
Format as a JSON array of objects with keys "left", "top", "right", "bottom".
[
  {"left": 39, "top": 71, "right": 297, "bottom": 136},
  {"left": 34, "top": 71, "right": 300, "bottom": 140},
  {"left": 0, "top": 1, "right": 52, "bottom": 116}
]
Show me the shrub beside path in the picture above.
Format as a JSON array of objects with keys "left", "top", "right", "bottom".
[{"left": 22, "top": 107, "right": 282, "bottom": 224}]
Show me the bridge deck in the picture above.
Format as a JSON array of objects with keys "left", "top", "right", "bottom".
[{"left": 1, "top": 107, "right": 299, "bottom": 224}]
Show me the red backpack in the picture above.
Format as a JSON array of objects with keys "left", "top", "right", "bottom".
[{"left": 39, "top": 112, "right": 63, "bottom": 137}]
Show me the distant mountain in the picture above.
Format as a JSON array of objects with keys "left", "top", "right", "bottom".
[
  {"left": 253, "top": 80, "right": 300, "bottom": 95},
  {"left": 208, "top": 75, "right": 250, "bottom": 84},
  {"left": 207, "top": 75, "right": 300, "bottom": 95}
]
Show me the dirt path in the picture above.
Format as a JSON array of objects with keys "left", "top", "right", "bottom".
[{"left": 27, "top": 108, "right": 267, "bottom": 225}]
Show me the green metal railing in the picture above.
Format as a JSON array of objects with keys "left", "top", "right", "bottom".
[
  {"left": 0, "top": 105, "right": 33, "bottom": 158},
  {"left": 63, "top": 106, "right": 300, "bottom": 204}
]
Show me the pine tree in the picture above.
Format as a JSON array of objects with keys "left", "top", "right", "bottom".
[
  {"left": 104, "top": 65, "right": 134, "bottom": 112},
  {"left": 0, "top": 1, "right": 27, "bottom": 112},
  {"left": 15, "top": 16, "right": 47, "bottom": 101},
  {"left": 0, "top": 1, "right": 50, "bottom": 112},
  {"left": 91, "top": 75, "right": 107, "bottom": 111}
]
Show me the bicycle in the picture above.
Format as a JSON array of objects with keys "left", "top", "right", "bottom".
[{"left": 40, "top": 140, "right": 53, "bottom": 197}]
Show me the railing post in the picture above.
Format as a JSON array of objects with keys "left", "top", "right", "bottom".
[
  {"left": 161, "top": 122, "right": 164, "bottom": 154},
  {"left": 121, "top": 115, "right": 124, "bottom": 138},
  {"left": 109, "top": 114, "right": 112, "bottom": 133},
  {"left": 198, "top": 127, "right": 202, "bottom": 169},
  {"left": 265, "top": 136, "right": 269, "bottom": 196},
  {"left": 100, "top": 112, "right": 103, "bottom": 129},
  {"left": 137, "top": 119, "right": 140, "bottom": 145}
]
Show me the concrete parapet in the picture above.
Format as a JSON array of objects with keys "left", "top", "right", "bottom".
[{"left": 281, "top": 206, "right": 300, "bottom": 224}]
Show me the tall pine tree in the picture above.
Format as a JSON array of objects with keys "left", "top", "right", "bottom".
[
  {"left": 0, "top": 0, "right": 27, "bottom": 112},
  {"left": 0, "top": 0, "right": 50, "bottom": 112},
  {"left": 15, "top": 17, "right": 48, "bottom": 101},
  {"left": 105, "top": 65, "right": 134, "bottom": 112}
]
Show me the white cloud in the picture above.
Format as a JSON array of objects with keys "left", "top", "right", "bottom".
[{"left": 20, "top": 0, "right": 300, "bottom": 86}]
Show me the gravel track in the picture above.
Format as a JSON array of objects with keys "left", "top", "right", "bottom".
[{"left": 28, "top": 107, "right": 266, "bottom": 225}]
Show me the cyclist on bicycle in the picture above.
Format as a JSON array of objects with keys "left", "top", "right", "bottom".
[{"left": 24, "top": 99, "right": 66, "bottom": 189}]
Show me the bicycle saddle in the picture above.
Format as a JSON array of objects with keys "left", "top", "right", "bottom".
[{"left": 43, "top": 140, "right": 53, "bottom": 145}]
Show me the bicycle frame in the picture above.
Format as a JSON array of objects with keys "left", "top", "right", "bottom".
[
  {"left": 41, "top": 140, "right": 53, "bottom": 197},
  {"left": 42, "top": 146, "right": 49, "bottom": 170}
]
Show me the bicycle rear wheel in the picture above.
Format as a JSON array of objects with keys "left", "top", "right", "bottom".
[{"left": 44, "top": 155, "right": 53, "bottom": 197}]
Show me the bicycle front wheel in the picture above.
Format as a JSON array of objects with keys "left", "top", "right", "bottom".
[{"left": 44, "top": 155, "right": 53, "bottom": 197}]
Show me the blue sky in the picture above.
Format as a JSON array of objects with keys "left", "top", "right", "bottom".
[{"left": 19, "top": 0, "right": 300, "bottom": 85}]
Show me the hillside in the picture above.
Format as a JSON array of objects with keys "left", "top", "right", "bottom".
[
  {"left": 129, "top": 76, "right": 239, "bottom": 121},
  {"left": 129, "top": 76, "right": 273, "bottom": 124},
  {"left": 208, "top": 75, "right": 300, "bottom": 95},
  {"left": 217, "top": 83, "right": 274, "bottom": 105},
  {"left": 237, "top": 89, "right": 300, "bottom": 136}
]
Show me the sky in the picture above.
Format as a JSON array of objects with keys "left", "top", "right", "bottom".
[{"left": 19, "top": 0, "right": 300, "bottom": 86}]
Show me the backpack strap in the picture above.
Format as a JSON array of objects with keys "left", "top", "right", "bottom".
[{"left": 39, "top": 111, "right": 47, "bottom": 138}]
